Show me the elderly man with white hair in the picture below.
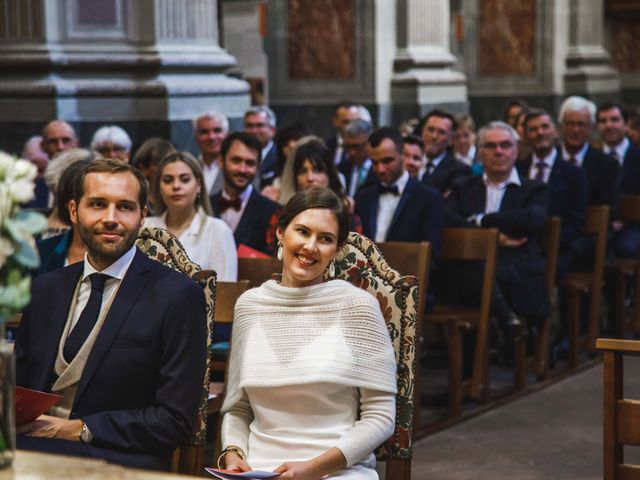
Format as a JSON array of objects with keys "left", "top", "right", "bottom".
[
  {"left": 192, "top": 110, "right": 229, "bottom": 195},
  {"left": 90, "top": 125, "right": 132, "bottom": 162}
]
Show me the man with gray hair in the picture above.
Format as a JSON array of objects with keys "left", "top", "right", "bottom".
[
  {"left": 441, "top": 121, "right": 550, "bottom": 354},
  {"left": 338, "top": 119, "right": 378, "bottom": 197},
  {"left": 244, "top": 105, "right": 277, "bottom": 187},
  {"left": 558, "top": 95, "right": 618, "bottom": 206},
  {"left": 193, "top": 110, "right": 229, "bottom": 195},
  {"left": 90, "top": 125, "right": 132, "bottom": 162}
]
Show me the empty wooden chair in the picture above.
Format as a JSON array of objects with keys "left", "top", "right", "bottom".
[
  {"left": 331, "top": 232, "right": 418, "bottom": 480},
  {"left": 559, "top": 205, "right": 610, "bottom": 366},
  {"left": 426, "top": 227, "right": 499, "bottom": 417},
  {"left": 136, "top": 226, "right": 215, "bottom": 476},
  {"left": 596, "top": 338, "right": 640, "bottom": 480},
  {"left": 237, "top": 256, "right": 282, "bottom": 288}
]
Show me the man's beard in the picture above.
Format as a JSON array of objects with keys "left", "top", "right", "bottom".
[
  {"left": 76, "top": 220, "right": 139, "bottom": 267},
  {"left": 223, "top": 169, "right": 253, "bottom": 194}
]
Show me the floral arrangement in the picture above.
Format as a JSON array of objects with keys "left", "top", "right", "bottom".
[{"left": 0, "top": 151, "right": 47, "bottom": 321}]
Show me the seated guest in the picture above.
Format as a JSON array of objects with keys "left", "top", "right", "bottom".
[
  {"left": 517, "top": 108, "right": 587, "bottom": 276},
  {"left": 42, "top": 120, "right": 79, "bottom": 161},
  {"left": 503, "top": 99, "right": 528, "bottom": 128},
  {"left": 402, "top": 134, "right": 425, "bottom": 179},
  {"left": 210, "top": 132, "right": 281, "bottom": 256},
  {"left": 278, "top": 136, "right": 362, "bottom": 233},
  {"left": 42, "top": 149, "right": 97, "bottom": 237},
  {"left": 192, "top": 110, "right": 229, "bottom": 196},
  {"left": 244, "top": 105, "right": 278, "bottom": 187},
  {"left": 415, "top": 109, "right": 471, "bottom": 195},
  {"left": 514, "top": 109, "right": 532, "bottom": 162},
  {"left": 338, "top": 119, "right": 378, "bottom": 197},
  {"left": 219, "top": 187, "right": 396, "bottom": 477},
  {"left": 145, "top": 151, "right": 237, "bottom": 281},
  {"left": 130, "top": 137, "right": 177, "bottom": 210},
  {"left": 355, "top": 127, "right": 443, "bottom": 259},
  {"left": 16, "top": 159, "right": 207, "bottom": 470},
  {"left": 453, "top": 113, "right": 481, "bottom": 175},
  {"left": 327, "top": 100, "right": 363, "bottom": 166},
  {"left": 35, "top": 159, "right": 92, "bottom": 277},
  {"left": 627, "top": 108, "right": 640, "bottom": 147},
  {"left": 90, "top": 125, "right": 132, "bottom": 162},
  {"left": 597, "top": 100, "right": 640, "bottom": 258},
  {"left": 21, "top": 135, "right": 50, "bottom": 210},
  {"left": 442, "top": 121, "right": 550, "bottom": 343}
]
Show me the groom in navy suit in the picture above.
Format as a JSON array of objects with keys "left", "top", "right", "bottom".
[
  {"left": 16, "top": 159, "right": 207, "bottom": 471},
  {"left": 355, "top": 127, "right": 444, "bottom": 260}
]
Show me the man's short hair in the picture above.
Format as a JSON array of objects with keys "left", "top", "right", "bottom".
[
  {"left": 402, "top": 134, "right": 424, "bottom": 151},
  {"left": 414, "top": 109, "right": 458, "bottom": 137},
  {"left": 503, "top": 99, "right": 529, "bottom": 119},
  {"left": 523, "top": 108, "right": 554, "bottom": 133},
  {"left": 41, "top": 120, "right": 77, "bottom": 140},
  {"left": 220, "top": 132, "right": 262, "bottom": 164},
  {"left": 343, "top": 119, "right": 373, "bottom": 138},
  {"left": 558, "top": 96, "right": 596, "bottom": 124},
  {"left": 73, "top": 158, "right": 148, "bottom": 209},
  {"left": 357, "top": 105, "right": 372, "bottom": 124},
  {"left": 90, "top": 125, "right": 132, "bottom": 152},
  {"left": 334, "top": 99, "right": 358, "bottom": 112},
  {"left": 244, "top": 105, "right": 277, "bottom": 128},
  {"left": 597, "top": 100, "right": 628, "bottom": 122},
  {"left": 192, "top": 110, "right": 230, "bottom": 131},
  {"left": 477, "top": 121, "right": 520, "bottom": 147},
  {"left": 455, "top": 113, "right": 476, "bottom": 132},
  {"left": 368, "top": 127, "right": 404, "bottom": 153}
]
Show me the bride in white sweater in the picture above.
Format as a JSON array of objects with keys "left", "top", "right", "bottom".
[{"left": 219, "top": 187, "right": 397, "bottom": 480}]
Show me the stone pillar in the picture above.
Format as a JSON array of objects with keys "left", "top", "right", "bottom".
[
  {"left": 564, "top": 0, "right": 620, "bottom": 96},
  {"left": 0, "top": 0, "right": 250, "bottom": 154},
  {"left": 391, "top": 0, "right": 468, "bottom": 122}
]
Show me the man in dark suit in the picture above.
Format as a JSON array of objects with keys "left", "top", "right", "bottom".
[
  {"left": 517, "top": 108, "right": 587, "bottom": 276},
  {"left": 210, "top": 132, "right": 280, "bottom": 256},
  {"left": 597, "top": 100, "right": 640, "bottom": 258},
  {"left": 415, "top": 109, "right": 471, "bottom": 195},
  {"left": 354, "top": 127, "right": 443, "bottom": 259},
  {"left": 16, "top": 159, "right": 207, "bottom": 470},
  {"left": 442, "top": 121, "right": 550, "bottom": 343},
  {"left": 326, "top": 100, "right": 365, "bottom": 166},
  {"left": 338, "top": 119, "right": 379, "bottom": 197},
  {"left": 244, "top": 105, "right": 278, "bottom": 188}
]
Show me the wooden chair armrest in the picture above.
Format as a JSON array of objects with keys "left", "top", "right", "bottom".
[{"left": 596, "top": 338, "right": 640, "bottom": 354}]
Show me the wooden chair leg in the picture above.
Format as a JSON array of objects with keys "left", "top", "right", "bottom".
[
  {"left": 514, "top": 337, "right": 527, "bottom": 391},
  {"left": 602, "top": 350, "right": 623, "bottom": 480},
  {"left": 586, "top": 281, "right": 603, "bottom": 353},
  {"left": 567, "top": 288, "right": 581, "bottom": 368},
  {"left": 385, "top": 457, "right": 412, "bottom": 480},
  {"left": 534, "top": 316, "right": 551, "bottom": 379},
  {"left": 633, "top": 267, "right": 640, "bottom": 335},
  {"left": 470, "top": 317, "right": 491, "bottom": 402},
  {"left": 614, "top": 268, "right": 627, "bottom": 337},
  {"left": 448, "top": 323, "right": 462, "bottom": 418}
]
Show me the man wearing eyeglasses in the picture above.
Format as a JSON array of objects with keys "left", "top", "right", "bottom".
[{"left": 441, "top": 121, "right": 550, "bottom": 358}]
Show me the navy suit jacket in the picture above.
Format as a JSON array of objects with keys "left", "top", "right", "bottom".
[
  {"left": 421, "top": 152, "right": 471, "bottom": 194},
  {"left": 355, "top": 177, "right": 444, "bottom": 260},
  {"left": 445, "top": 174, "right": 550, "bottom": 316},
  {"left": 517, "top": 152, "right": 587, "bottom": 250},
  {"left": 259, "top": 143, "right": 278, "bottom": 188},
  {"left": 581, "top": 145, "right": 619, "bottom": 206},
  {"left": 211, "top": 189, "right": 280, "bottom": 255},
  {"left": 16, "top": 249, "right": 207, "bottom": 468},
  {"left": 620, "top": 145, "right": 640, "bottom": 195}
]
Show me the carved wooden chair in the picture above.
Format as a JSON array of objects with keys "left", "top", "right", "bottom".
[
  {"left": 596, "top": 338, "right": 640, "bottom": 480},
  {"left": 136, "top": 226, "right": 215, "bottom": 476},
  {"left": 425, "top": 227, "right": 499, "bottom": 417},
  {"left": 376, "top": 241, "right": 431, "bottom": 431},
  {"left": 237, "top": 257, "right": 283, "bottom": 288},
  {"left": 559, "top": 205, "right": 610, "bottom": 366},
  {"left": 328, "top": 232, "right": 418, "bottom": 480}
]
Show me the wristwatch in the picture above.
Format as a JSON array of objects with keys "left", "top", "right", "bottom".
[{"left": 79, "top": 421, "right": 91, "bottom": 443}]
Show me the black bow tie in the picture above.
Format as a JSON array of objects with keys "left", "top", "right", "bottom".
[
  {"left": 219, "top": 196, "right": 242, "bottom": 213},
  {"left": 378, "top": 184, "right": 399, "bottom": 196}
]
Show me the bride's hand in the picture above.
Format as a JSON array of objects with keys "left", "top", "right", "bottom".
[
  {"left": 223, "top": 451, "right": 252, "bottom": 472},
  {"left": 273, "top": 460, "right": 320, "bottom": 479}
]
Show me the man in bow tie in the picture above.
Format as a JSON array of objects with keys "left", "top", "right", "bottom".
[
  {"left": 210, "top": 132, "right": 281, "bottom": 255},
  {"left": 355, "top": 127, "right": 444, "bottom": 259}
]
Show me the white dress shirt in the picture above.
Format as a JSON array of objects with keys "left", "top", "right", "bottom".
[
  {"left": 472, "top": 168, "right": 522, "bottom": 225},
  {"left": 333, "top": 133, "right": 344, "bottom": 165},
  {"left": 422, "top": 151, "right": 447, "bottom": 179},
  {"left": 145, "top": 208, "right": 238, "bottom": 281},
  {"left": 561, "top": 142, "right": 589, "bottom": 167},
  {"left": 347, "top": 159, "right": 372, "bottom": 197},
  {"left": 261, "top": 140, "right": 274, "bottom": 163},
  {"left": 603, "top": 136, "right": 629, "bottom": 167},
  {"left": 455, "top": 145, "right": 477, "bottom": 167},
  {"left": 221, "top": 184, "right": 253, "bottom": 233},
  {"left": 199, "top": 155, "right": 220, "bottom": 194},
  {"left": 375, "top": 170, "right": 410, "bottom": 242},
  {"left": 70, "top": 244, "right": 137, "bottom": 333},
  {"left": 529, "top": 149, "right": 558, "bottom": 183}
]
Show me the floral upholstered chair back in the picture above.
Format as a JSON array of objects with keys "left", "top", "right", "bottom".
[
  {"left": 325, "top": 232, "right": 418, "bottom": 464},
  {"left": 136, "top": 226, "right": 216, "bottom": 447}
]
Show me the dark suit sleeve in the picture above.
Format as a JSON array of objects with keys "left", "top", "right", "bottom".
[
  {"left": 444, "top": 181, "right": 477, "bottom": 228},
  {"left": 559, "top": 168, "right": 587, "bottom": 248},
  {"left": 422, "top": 190, "right": 444, "bottom": 259},
  {"left": 481, "top": 183, "right": 550, "bottom": 238},
  {"left": 83, "top": 281, "right": 208, "bottom": 453}
]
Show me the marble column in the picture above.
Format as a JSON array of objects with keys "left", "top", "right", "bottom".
[
  {"left": 0, "top": 0, "right": 250, "bottom": 153},
  {"left": 564, "top": 0, "right": 620, "bottom": 95},
  {"left": 391, "top": 0, "right": 468, "bottom": 121}
]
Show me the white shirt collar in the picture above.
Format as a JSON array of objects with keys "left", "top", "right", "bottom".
[
  {"left": 561, "top": 142, "right": 589, "bottom": 165},
  {"left": 604, "top": 137, "right": 629, "bottom": 165},
  {"left": 532, "top": 148, "right": 558, "bottom": 168},
  {"left": 427, "top": 150, "right": 447, "bottom": 167},
  {"left": 384, "top": 170, "right": 410, "bottom": 195},
  {"left": 483, "top": 167, "right": 522, "bottom": 189},
  {"left": 223, "top": 183, "right": 253, "bottom": 205},
  {"left": 82, "top": 243, "right": 137, "bottom": 281},
  {"left": 261, "top": 140, "right": 274, "bottom": 160}
]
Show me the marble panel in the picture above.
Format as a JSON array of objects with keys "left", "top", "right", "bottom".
[
  {"left": 478, "top": 0, "right": 536, "bottom": 76},
  {"left": 77, "top": 0, "right": 117, "bottom": 26},
  {"left": 609, "top": 17, "right": 640, "bottom": 73},
  {"left": 287, "top": 0, "right": 355, "bottom": 80}
]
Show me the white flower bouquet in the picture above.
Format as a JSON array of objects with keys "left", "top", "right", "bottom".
[{"left": 0, "top": 151, "right": 47, "bottom": 321}]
